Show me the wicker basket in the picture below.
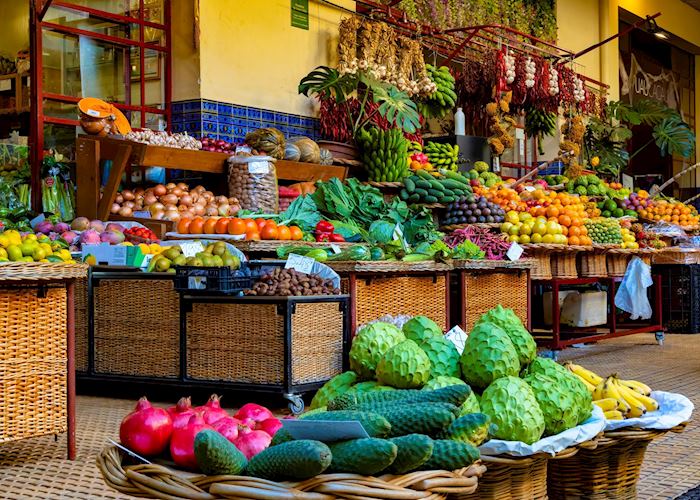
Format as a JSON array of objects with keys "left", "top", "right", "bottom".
[
  {"left": 75, "top": 276, "right": 89, "bottom": 373},
  {"left": 606, "top": 250, "right": 631, "bottom": 278},
  {"left": 185, "top": 298, "right": 345, "bottom": 385},
  {"left": 460, "top": 269, "right": 529, "bottom": 331},
  {"left": 652, "top": 247, "right": 700, "bottom": 265},
  {"left": 523, "top": 247, "right": 553, "bottom": 280},
  {"left": 547, "top": 424, "right": 687, "bottom": 500},
  {"left": 551, "top": 251, "right": 578, "bottom": 279},
  {"left": 93, "top": 277, "right": 180, "bottom": 378},
  {"left": 97, "top": 445, "right": 486, "bottom": 499},
  {"left": 0, "top": 286, "right": 67, "bottom": 443},
  {"left": 579, "top": 250, "right": 608, "bottom": 278}
]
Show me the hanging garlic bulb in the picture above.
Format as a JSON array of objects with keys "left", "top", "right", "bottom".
[
  {"left": 504, "top": 50, "right": 516, "bottom": 85},
  {"left": 573, "top": 76, "right": 586, "bottom": 102},
  {"left": 525, "top": 57, "right": 536, "bottom": 89},
  {"left": 548, "top": 66, "right": 559, "bottom": 96}
]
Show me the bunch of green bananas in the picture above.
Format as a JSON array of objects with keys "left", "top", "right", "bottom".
[
  {"left": 525, "top": 107, "right": 557, "bottom": 155},
  {"left": 356, "top": 127, "right": 409, "bottom": 182},
  {"left": 424, "top": 142, "right": 459, "bottom": 172},
  {"left": 419, "top": 65, "right": 457, "bottom": 119}
]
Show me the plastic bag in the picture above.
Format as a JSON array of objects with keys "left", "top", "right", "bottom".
[
  {"left": 227, "top": 155, "right": 278, "bottom": 212},
  {"left": 614, "top": 256, "right": 653, "bottom": 320}
]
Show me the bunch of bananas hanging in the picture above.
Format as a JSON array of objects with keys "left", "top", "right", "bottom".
[
  {"left": 525, "top": 107, "right": 557, "bottom": 155},
  {"left": 418, "top": 65, "right": 457, "bottom": 119},
  {"left": 356, "top": 127, "right": 409, "bottom": 182},
  {"left": 566, "top": 363, "right": 658, "bottom": 420},
  {"left": 424, "top": 141, "right": 459, "bottom": 172}
]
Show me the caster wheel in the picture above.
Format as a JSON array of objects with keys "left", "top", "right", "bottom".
[
  {"left": 285, "top": 394, "right": 305, "bottom": 415},
  {"left": 655, "top": 331, "right": 665, "bottom": 346}
]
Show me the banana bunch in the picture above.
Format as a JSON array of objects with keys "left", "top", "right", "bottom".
[
  {"left": 419, "top": 65, "right": 457, "bottom": 119},
  {"left": 525, "top": 107, "right": 558, "bottom": 155},
  {"left": 566, "top": 362, "right": 658, "bottom": 420},
  {"left": 356, "top": 127, "right": 409, "bottom": 182},
  {"left": 425, "top": 142, "right": 459, "bottom": 172}
]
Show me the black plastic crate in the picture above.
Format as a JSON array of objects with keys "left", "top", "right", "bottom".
[
  {"left": 174, "top": 266, "right": 254, "bottom": 294},
  {"left": 654, "top": 264, "right": 700, "bottom": 333}
]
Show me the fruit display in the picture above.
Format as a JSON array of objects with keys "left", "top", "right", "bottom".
[
  {"left": 407, "top": 142, "right": 436, "bottom": 174},
  {"left": 111, "top": 183, "right": 240, "bottom": 221},
  {"left": 176, "top": 216, "right": 303, "bottom": 241},
  {"left": 356, "top": 127, "right": 409, "bottom": 182},
  {"left": 468, "top": 161, "right": 501, "bottom": 188},
  {"left": 424, "top": 142, "right": 459, "bottom": 172},
  {"left": 400, "top": 169, "right": 472, "bottom": 205},
  {"left": 245, "top": 268, "right": 340, "bottom": 296},
  {"left": 418, "top": 65, "right": 457, "bottom": 119},
  {"left": 596, "top": 197, "right": 637, "bottom": 219},
  {"left": 443, "top": 225, "right": 511, "bottom": 260},
  {"left": 441, "top": 195, "right": 505, "bottom": 226},
  {"left": 0, "top": 230, "right": 75, "bottom": 263},
  {"left": 539, "top": 174, "right": 569, "bottom": 187},
  {"left": 584, "top": 218, "right": 623, "bottom": 245},
  {"left": 500, "top": 213, "right": 568, "bottom": 245},
  {"left": 147, "top": 242, "right": 242, "bottom": 272},
  {"left": 638, "top": 197, "right": 700, "bottom": 227},
  {"left": 474, "top": 184, "right": 527, "bottom": 213},
  {"left": 566, "top": 363, "right": 658, "bottom": 420},
  {"left": 124, "top": 226, "right": 159, "bottom": 243},
  {"left": 565, "top": 174, "right": 606, "bottom": 197},
  {"left": 629, "top": 223, "right": 666, "bottom": 249},
  {"left": 313, "top": 220, "right": 345, "bottom": 242},
  {"left": 619, "top": 226, "right": 639, "bottom": 249}
]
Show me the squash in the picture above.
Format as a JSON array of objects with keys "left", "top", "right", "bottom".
[
  {"left": 294, "top": 138, "right": 321, "bottom": 163},
  {"left": 284, "top": 143, "right": 301, "bottom": 161},
  {"left": 289, "top": 181, "right": 317, "bottom": 195},
  {"left": 319, "top": 148, "right": 334, "bottom": 165},
  {"left": 245, "top": 128, "right": 286, "bottom": 159}
]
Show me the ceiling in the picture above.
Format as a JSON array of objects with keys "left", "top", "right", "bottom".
[{"left": 681, "top": 0, "right": 700, "bottom": 11}]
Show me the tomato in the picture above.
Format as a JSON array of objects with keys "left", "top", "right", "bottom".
[
  {"left": 289, "top": 226, "right": 303, "bottom": 241},
  {"left": 276, "top": 225, "right": 291, "bottom": 240},
  {"left": 228, "top": 218, "right": 246, "bottom": 235},
  {"left": 215, "top": 218, "right": 230, "bottom": 234},
  {"left": 260, "top": 224, "right": 279, "bottom": 240}
]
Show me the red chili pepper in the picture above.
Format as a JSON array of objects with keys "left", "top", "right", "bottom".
[
  {"left": 316, "top": 221, "right": 334, "bottom": 233},
  {"left": 329, "top": 233, "right": 345, "bottom": 242},
  {"left": 315, "top": 232, "right": 331, "bottom": 242}
]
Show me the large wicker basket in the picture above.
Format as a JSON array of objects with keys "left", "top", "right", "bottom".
[
  {"left": 547, "top": 424, "right": 687, "bottom": 499},
  {"left": 97, "top": 445, "right": 486, "bottom": 499},
  {"left": 75, "top": 276, "right": 89, "bottom": 373},
  {"left": 521, "top": 246, "right": 553, "bottom": 280}
]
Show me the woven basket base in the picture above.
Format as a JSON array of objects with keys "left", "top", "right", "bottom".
[{"left": 452, "top": 455, "right": 548, "bottom": 500}]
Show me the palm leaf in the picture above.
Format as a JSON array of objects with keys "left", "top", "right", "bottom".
[
  {"left": 298, "top": 66, "right": 356, "bottom": 102},
  {"left": 632, "top": 99, "right": 675, "bottom": 126},
  {"left": 653, "top": 116, "right": 695, "bottom": 158},
  {"left": 372, "top": 86, "right": 420, "bottom": 134}
]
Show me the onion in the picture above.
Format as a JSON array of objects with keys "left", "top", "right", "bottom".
[
  {"left": 144, "top": 193, "right": 158, "bottom": 205},
  {"left": 122, "top": 189, "right": 135, "bottom": 201},
  {"left": 123, "top": 200, "right": 136, "bottom": 209},
  {"left": 169, "top": 414, "right": 212, "bottom": 469},
  {"left": 151, "top": 210, "right": 165, "bottom": 220},
  {"left": 178, "top": 204, "right": 189, "bottom": 212},
  {"left": 215, "top": 195, "right": 228, "bottom": 205},
  {"left": 218, "top": 204, "right": 230, "bottom": 216},
  {"left": 149, "top": 202, "right": 165, "bottom": 214},
  {"left": 115, "top": 194, "right": 124, "bottom": 204},
  {"left": 180, "top": 194, "right": 193, "bottom": 206},
  {"left": 191, "top": 193, "right": 200, "bottom": 203},
  {"left": 205, "top": 206, "right": 219, "bottom": 216},
  {"left": 154, "top": 184, "right": 167, "bottom": 197},
  {"left": 165, "top": 182, "right": 177, "bottom": 191},
  {"left": 110, "top": 203, "right": 121, "bottom": 214},
  {"left": 195, "top": 394, "right": 229, "bottom": 425},
  {"left": 134, "top": 187, "right": 145, "bottom": 196},
  {"left": 167, "top": 397, "right": 198, "bottom": 430},
  {"left": 119, "top": 397, "right": 172, "bottom": 457},
  {"left": 172, "top": 187, "right": 184, "bottom": 197},
  {"left": 177, "top": 182, "right": 189, "bottom": 191},
  {"left": 192, "top": 185, "right": 205, "bottom": 193},
  {"left": 118, "top": 206, "right": 133, "bottom": 217},
  {"left": 165, "top": 209, "right": 180, "bottom": 221},
  {"left": 193, "top": 205, "right": 206, "bottom": 216},
  {"left": 164, "top": 203, "right": 178, "bottom": 212},
  {"left": 161, "top": 193, "right": 178, "bottom": 206}
]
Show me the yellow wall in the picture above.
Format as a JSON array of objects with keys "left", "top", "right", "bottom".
[
  {"left": 0, "top": 0, "right": 29, "bottom": 56},
  {"left": 556, "top": 0, "right": 601, "bottom": 82},
  {"left": 197, "top": 0, "right": 354, "bottom": 116},
  {"left": 171, "top": 0, "right": 201, "bottom": 102}
]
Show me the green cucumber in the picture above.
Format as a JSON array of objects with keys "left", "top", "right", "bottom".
[
  {"left": 327, "top": 438, "right": 398, "bottom": 475},
  {"left": 414, "top": 188, "right": 429, "bottom": 198},
  {"left": 416, "top": 169, "right": 434, "bottom": 180},
  {"left": 404, "top": 177, "right": 416, "bottom": 192},
  {"left": 424, "top": 195, "right": 439, "bottom": 204},
  {"left": 245, "top": 440, "right": 332, "bottom": 481},
  {"left": 399, "top": 188, "right": 409, "bottom": 201},
  {"left": 408, "top": 194, "right": 421, "bottom": 203},
  {"left": 429, "top": 179, "right": 446, "bottom": 191},
  {"left": 415, "top": 179, "right": 432, "bottom": 189}
]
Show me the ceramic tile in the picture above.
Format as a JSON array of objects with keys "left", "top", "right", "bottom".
[
  {"left": 202, "top": 112, "right": 218, "bottom": 122},
  {"left": 218, "top": 124, "right": 232, "bottom": 135},
  {"left": 203, "top": 121, "right": 217, "bottom": 133},
  {"left": 246, "top": 108, "right": 261, "bottom": 119},
  {"left": 288, "top": 115, "right": 302, "bottom": 126},
  {"left": 262, "top": 111, "right": 275, "bottom": 122},
  {"left": 219, "top": 134, "right": 232, "bottom": 143},
  {"left": 232, "top": 105, "right": 247, "bottom": 117},
  {"left": 202, "top": 100, "right": 218, "bottom": 112},
  {"left": 274, "top": 113, "right": 289, "bottom": 126},
  {"left": 217, "top": 103, "right": 232, "bottom": 116}
]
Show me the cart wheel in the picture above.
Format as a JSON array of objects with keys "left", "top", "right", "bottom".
[
  {"left": 285, "top": 394, "right": 305, "bottom": 415},
  {"left": 540, "top": 350, "right": 559, "bottom": 361},
  {"left": 655, "top": 331, "right": 665, "bottom": 346}
]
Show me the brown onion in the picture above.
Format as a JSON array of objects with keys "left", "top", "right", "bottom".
[
  {"left": 172, "top": 187, "right": 184, "bottom": 197},
  {"left": 150, "top": 202, "right": 165, "bottom": 212},
  {"left": 193, "top": 205, "right": 206, "bottom": 216},
  {"left": 115, "top": 194, "right": 124, "bottom": 204},
  {"left": 118, "top": 206, "right": 133, "bottom": 217},
  {"left": 165, "top": 182, "right": 176, "bottom": 191},
  {"left": 164, "top": 209, "right": 180, "bottom": 221},
  {"left": 180, "top": 194, "right": 193, "bottom": 206},
  {"left": 134, "top": 187, "right": 145, "bottom": 196},
  {"left": 163, "top": 203, "right": 178, "bottom": 212},
  {"left": 192, "top": 185, "right": 205, "bottom": 193},
  {"left": 123, "top": 200, "right": 136, "bottom": 209},
  {"left": 154, "top": 184, "right": 167, "bottom": 197},
  {"left": 176, "top": 182, "right": 189, "bottom": 191},
  {"left": 144, "top": 193, "right": 158, "bottom": 205},
  {"left": 178, "top": 205, "right": 189, "bottom": 212},
  {"left": 151, "top": 210, "right": 165, "bottom": 220},
  {"left": 161, "top": 193, "right": 178, "bottom": 206},
  {"left": 122, "top": 190, "right": 135, "bottom": 201},
  {"left": 217, "top": 204, "right": 230, "bottom": 216},
  {"left": 111, "top": 203, "right": 121, "bottom": 214},
  {"left": 205, "top": 206, "right": 219, "bottom": 216},
  {"left": 215, "top": 195, "right": 228, "bottom": 205}
]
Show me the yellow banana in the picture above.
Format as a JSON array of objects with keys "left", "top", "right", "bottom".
[
  {"left": 578, "top": 377, "right": 596, "bottom": 393},
  {"left": 592, "top": 380, "right": 606, "bottom": 401},
  {"left": 604, "top": 410, "right": 624, "bottom": 420},
  {"left": 601, "top": 377, "right": 630, "bottom": 415},
  {"left": 593, "top": 398, "right": 618, "bottom": 412},
  {"left": 619, "top": 379, "right": 652, "bottom": 397},
  {"left": 616, "top": 380, "right": 658, "bottom": 412},
  {"left": 612, "top": 379, "right": 646, "bottom": 418},
  {"left": 566, "top": 362, "right": 604, "bottom": 386}
]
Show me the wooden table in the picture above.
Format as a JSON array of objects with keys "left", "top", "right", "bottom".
[{"left": 75, "top": 135, "right": 349, "bottom": 220}]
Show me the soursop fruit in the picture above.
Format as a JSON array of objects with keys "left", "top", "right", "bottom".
[
  {"left": 480, "top": 376, "right": 545, "bottom": 444},
  {"left": 524, "top": 372, "right": 581, "bottom": 436},
  {"left": 310, "top": 371, "right": 358, "bottom": 409},
  {"left": 402, "top": 316, "right": 443, "bottom": 343},
  {"left": 344, "top": 381, "right": 395, "bottom": 397},
  {"left": 460, "top": 323, "right": 519, "bottom": 390},
  {"left": 376, "top": 340, "right": 431, "bottom": 389},
  {"left": 349, "top": 322, "right": 406, "bottom": 380},
  {"left": 422, "top": 376, "right": 480, "bottom": 416},
  {"left": 440, "top": 412, "right": 491, "bottom": 446},
  {"left": 419, "top": 336, "right": 461, "bottom": 379},
  {"left": 476, "top": 306, "right": 536, "bottom": 367}
]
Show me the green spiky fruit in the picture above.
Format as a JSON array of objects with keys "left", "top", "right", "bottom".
[
  {"left": 460, "top": 323, "right": 519, "bottom": 390},
  {"left": 524, "top": 372, "right": 582, "bottom": 436},
  {"left": 440, "top": 413, "right": 491, "bottom": 446},
  {"left": 385, "top": 434, "right": 434, "bottom": 474},
  {"left": 480, "top": 376, "right": 545, "bottom": 444},
  {"left": 376, "top": 339, "right": 431, "bottom": 389},
  {"left": 349, "top": 322, "right": 406, "bottom": 380},
  {"left": 418, "top": 440, "right": 480, "bottom": 471},
  {"left": 310, "top": 371, "right": 358, "bottom": 409},
  {"left": 327, "top": 438, "right": 397, "bottom": 475},
  {"left": 245, "top": 440, "right": 332, "bottom": 480},
  {"left": 419, "top": 336, "right": 461, "bottom": 379},
  {"left": 330, "top": 385, "right": 471, "bottom": 411},
  {"left": 402, "top": 316, "right": 443, "bottom": 343},
  {"left": 344, "top": 381, "right": 395, "bottom": 397},
  {"left": 475, "top": 306, "right": 536, "bottom": 367},
  {"left": 421, "top": 376, "right": 479, "bottom": 416}
]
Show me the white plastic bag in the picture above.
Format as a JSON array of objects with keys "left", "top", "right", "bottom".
[{"left": 614, "top": 256, "right": 653, "bottom": 320}]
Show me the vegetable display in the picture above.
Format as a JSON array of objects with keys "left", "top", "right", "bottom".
[
  {"left": 400, "top": 169, "right": 472, "bottom": 205},
  {"left": 356, "top": 128, "right": 409, "bottom": 182},
  {"left": 442, "top": 195, "right": 505, "bottom": 226},
  {"left": 245, "top": 268, "right": 340, "bottom": 296},
  {"left": 424, "top": 142, "right": 459, "bottom": 172}
]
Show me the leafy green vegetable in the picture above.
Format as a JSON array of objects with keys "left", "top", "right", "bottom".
[
  {"left": 278, "top": 195, "right": 321, "bottom": 232},
  {"left": 329, "top": 220, "right": 367, "bottom": 242},
  {"left": 451, "top": 241, "right": 485, "bottom": 260},
  {"left": 368, "top": 220, "right": 396, "bottom": 245}
]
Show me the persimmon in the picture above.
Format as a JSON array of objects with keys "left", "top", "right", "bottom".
[
  {"left": 177, "top": 218, "right": 192, "bottom": 235},
  {"left": 189, "top": 217, "right": 205, "bottom": 234},
  {"left": 289, "top": 226, "right": 303, "bottom": 240},
  {"left": 260, "top": 224, "right": 279, "bottom": 240},
  {"left": 203, "top": 218, "right": 218, "bottom": 234},
  {"left": 277, "top": 225, "right": 292, "bottom": 240},
  {"left": 228, "top": 218, "right": 247, "bottom": 235},
  {"left": 215, "top": 218, "right": 230, "bottom": 234}
]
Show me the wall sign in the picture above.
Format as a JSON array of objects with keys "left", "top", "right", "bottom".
[
  {"left": 620, "top": 54, "right": 680, "bottom": 112},
  {"left": 291, "top": 0, "right": 309, "bottom": 30}
]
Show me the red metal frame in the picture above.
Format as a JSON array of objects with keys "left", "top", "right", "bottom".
[{"left": 29, "top": 0, "right": 171, "bottom": 212}]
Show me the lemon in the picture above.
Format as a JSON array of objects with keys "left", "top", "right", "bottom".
[
  {"left": 542, "top": 234, "right": 555, "bottom": 244},
  {"left": 508, "top": 234, "right": 519, "bottom": 243},
  {"left": 20, "top": 241, "right": 37, "bottom": 256},
  {"left": 500, "top": 222, "right": 513, "bottom": 234},
  {"left": 40, "top": 243, "right": 53, "bottom": 255},
  {"left": 519, "top": 224, "right": 532, "bottom": 236},
  {"left": 32, "top": 247, "right": 46, "bottom": 261},
  {"left": 6, "top": 232, "right": 21, "bottom": 246},
  {"left": 58, "top": 249, "right": 72, "bottom": 261},
  {"left": 519, "top": 234, "right": 531, "bottom": 244},
  {"left": 22, "top": 256, "right": 34, "bottom": 262},
  {"left": 0, "top": 234, "right": 9, "bottom": 248},
  {"left": 23, "top": 233, "right": 37, "bottom": 242},
  {"left": 138, "top": 244, "right": 151, "bottom": 255},
  {"left": 531, "top": 233, "right": 543, "bottom": 244},
  {"left": 519, "top": 212, "right": 533, "bottom": 222},
  {"left": 149, "top": 243, "right": 161, "bottom": 254},
  {"left": 533, "top": 222, "right": 547, "bottom": 235}
]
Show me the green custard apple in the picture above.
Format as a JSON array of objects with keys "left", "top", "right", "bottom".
[
  {"left": 402, "top": 316, "right": 443, "bottom": 343},
  {"left": 475, "top": 306, "right": 536, "bottom": 367},
  {"left": 419, "top": 336, "right": 461, "bottom": 379},
  {"left": 460, "top": 323, "right": 519, "bottom": 390},
  {"left": 376, "top": 339, "right": 431, "bottom": 389},
  {"left": 480, "top": 376, "right": 545, "bottom": 444},
  {"left": 310, "top": 371, "right": 358, "bottom": 409},
  {"left": 524, "top": 372, "right": 581, "bottom": 436},
  {"left": 343, "top": 381, "right": 395, "bottom": 397},
  {"left": 349, "top": 322, "right": 406, "bottom": 380}
]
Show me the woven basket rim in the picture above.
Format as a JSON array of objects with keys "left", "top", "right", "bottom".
[
  {"left": 97, "top": 445, "right": 486, "bottom": 500},
  {"left": 0, "top": 261, "right": 88, "bottom": 280},
  {"left": 327, "top": 260, "right": 453, "bottom": 272},
  {"left": 451, "top": 258, "right": 535, "bottom": 270},
  {"left": 440, "top": 223, "right": 501, "bottom": 231}
]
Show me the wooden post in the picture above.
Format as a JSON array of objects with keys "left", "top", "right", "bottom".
[
  {"left": 75, "top": 137, "right": 101, "bottom": 219},
  {"left": 96, "top": 144, "right": 132, "bottom": 221}
]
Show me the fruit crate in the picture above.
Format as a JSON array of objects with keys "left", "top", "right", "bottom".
[
  {"left": 173, "top": 265, "right": 254, "bottom": 294},
  {"left": 182, "top": 294, "right": 350, "bottom": 413},
  {"left": 653, "top": 264, "right": 700, "bottom": 333}
]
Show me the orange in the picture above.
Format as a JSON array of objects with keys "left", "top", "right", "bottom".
[
  {"left": 260, "top": 224, "right": 279, "bottom": 240},
  {"left": 215, "top": 218, "right": 230, "bottom": 234},
  {"left": 569, "top": 226, "right": 581, "bottom": 237},
  {"left": 203, "top": 218, "right": 218, "bottom": 234},
  {"left": 244, "top": 219, "right": 258, "bottom": 232},
  {"left": 189, "top": 217, "right": 205, "bottom": 234},
  {"left": 245, "top": 229, "right": 260, "bottom": 241},
  {"left": 561, "top": 226, "right": 568, "bottom": 236},
  {"left": 558, "top": 214, "right": 572, "bottom": 227},
  {"left": 568, "top": 235, "right": 581, "bottom": 245},
  {"left": 277, "top": 225, "right": 292, "bottom": 240},
  {"left": 546, "top": 206, "right": 560, "bottom": 218},
  {"left": 177, "top": 218, "right": 192, "bottom": 235},
  {"left": 228, "top": 218, "right": 247, "bottom": 235},
  {"left": 289, "top": 226, "right": 303, "bottom": 241}
]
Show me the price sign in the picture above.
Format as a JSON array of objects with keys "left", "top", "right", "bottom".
[
  {"left": 506, "top": 242, "right": 524, "bottom": 261},
  {"left": 179, "top": 242, "right": 204, "bottom": 258},
  {"left": 285, "top": 253, "right": 315, "bottom": 274},
  {"left": 248, "top": 161, "right": 270, "bottom": 175},
  {"left": 330, "top": 244, "right": 342, "bottom": 254},
  {"left": 29, "top": 213, "right": 45, "bottom": 229}
]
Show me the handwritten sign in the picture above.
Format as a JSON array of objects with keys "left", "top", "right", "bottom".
[
  {"left": 285, "top": 253, "right": 315, "bottom": 274},
  {"left": 506, "top": 242, "right": 523, "bottom": 261},
  {"left": 179, "top": 241, "right": 204, "bottom": 258}
]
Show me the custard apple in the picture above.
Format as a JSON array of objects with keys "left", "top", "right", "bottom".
[
  {"left": 422, "top": 376, "right": 480, "bottom": 416},
  {"left": 402, "top": 316, "right": 443, "bottom": 343},
  {"left": 480, "top": 376, "right": 545, "bottom": 444},
  {"left": 475, "top": 306, "right": 536, "bottom": 367},
  {"left": 344, "top": 381, "right": 395, "bottom": 397},
  {"left": 419, "top": 336, "right": 461, "bottom": 379},
  {"left": 310, "top": 371, "right": 357, "bottom": 409},
  {"left": 349, "top": 322, "right": 405, "bottom": 380},
  {"left": 376, "top": 340, "right": 431, "bottom": 389},
  {"left": 524, "top": 372, "right": 582, "bottom": 436},
  {"left": 460, "top": 323, "right": 519, "bottom": 390}
]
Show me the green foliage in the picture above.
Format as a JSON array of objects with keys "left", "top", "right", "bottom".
[{"left": 653, "top": 115, "right": 695, "bottom": 158}]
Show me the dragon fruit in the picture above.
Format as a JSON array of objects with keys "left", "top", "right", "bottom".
[
  {"left": 79, "top": 229, "right": 101, "bottom": 245},
  {"left": 61, "top": 231, "right": 78, "bottom": 245}
]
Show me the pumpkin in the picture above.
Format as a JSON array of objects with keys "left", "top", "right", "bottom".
[
  {"left": 294, "top": 138, "right": 321, "bottom": 164},
  {"left": 245, "top": 128, "right": 286, "bottom": 159},
  {"left": 288, "top": 181, "right": 317, "bottom": 195},
  {"left": 284, "top": 143, "right": 301, "bottom": 161},
  {"left": 319, "top": 148, "right": 334, "bottom": 165}
]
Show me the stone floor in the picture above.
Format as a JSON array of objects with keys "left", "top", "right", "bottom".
[{"left": 0, "top": 333, "right": 697, "bottom": 499}]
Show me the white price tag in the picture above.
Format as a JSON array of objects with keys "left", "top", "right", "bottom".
[
  {"left": 132, "top": 211, "right": 151, "bottom": 218},
  {"left": 445, "top": 325, "right": 467, "bottom": 354},
  {"left": 330, "top": 244, "right": 342, "bottom": 254},
  {"left": 393, "top": 224, "right": 404, "bottom": 241},
  {"left": 507, "top": 241, "right": 524, "bottom": 261},
  {"left": 29, "top": 213, "right": 45, "bottom": 229},
  {"left": 524, "top": 185, "right": 536, "bottom": 192},
  {"left": 248, "top": 161, "right": 270, "bottom": 174},
  {"left": 179, "top": 241, "right": 204, "bottom": 258},
  {"left": 285, "top": 253, "right": 315, "bottom": 274}
]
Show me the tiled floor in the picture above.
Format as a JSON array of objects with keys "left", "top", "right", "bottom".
[{"left": 0, "top": 333, "right": 698, "bottom": 499}]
